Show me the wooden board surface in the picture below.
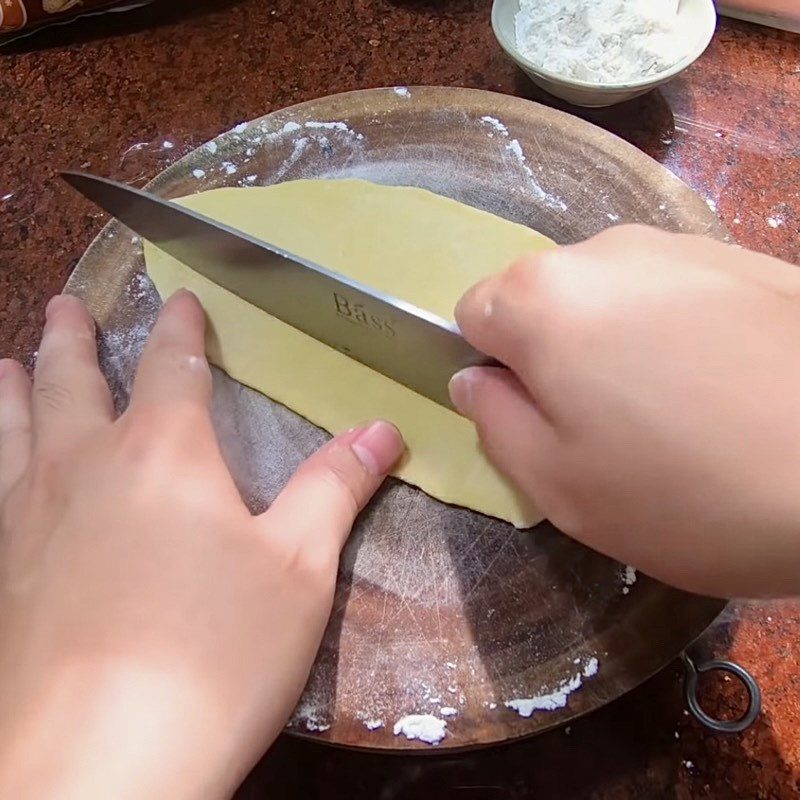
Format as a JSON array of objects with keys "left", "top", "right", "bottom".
[{"left": 66, "top": 87, "right": 725, "bottom": 751}]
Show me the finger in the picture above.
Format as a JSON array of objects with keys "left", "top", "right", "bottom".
[
  {"left": 455, "top": 252, "right": 554, "bottom": 373},
  {"left": 128, "top": 290, "right": 212, "bottom": 415},
  {"left": 263, "top": 421, "right": 404, "bottom": 553},
  {"left": 449, "top": 366, "right": 554, "bottom": 495},
  {"left": 32, "top": 294, "right": 114, "bottom": 452},
  {"left": 0, "top": 360, "right": 33, "bottom": 498}
]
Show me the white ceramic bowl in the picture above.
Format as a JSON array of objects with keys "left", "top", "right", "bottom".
[{"left": 491, "top": 0, "right": 717, "bottom": 108}]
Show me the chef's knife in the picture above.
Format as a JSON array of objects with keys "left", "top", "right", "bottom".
[{"left": 62, "top": 171, "right": 496, "bottom": 413}]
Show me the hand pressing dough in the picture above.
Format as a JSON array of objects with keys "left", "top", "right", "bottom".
[{"left": 144, "top": 179, "right": 555, "bottom": 527}]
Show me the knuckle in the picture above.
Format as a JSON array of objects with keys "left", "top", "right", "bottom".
[
  {"left": 318, "top": 456, "right": 362, "bottom": 518},
  {"left": 143, "top": 344, "right": 212, "bottom": 388},
  {"left": 488, "top": 259, "right": 540, "bottom": 315},
  {"left": 40, "top": 317, "right": 95, "bottom": 357},
  {"left": 505, "top": 255, "right": 541, "bottom": 288},
  {"left": 543, "top": 492, "right": 587, "bottom": 541},
  {"left": 531, "top": 477, "right": 587, "bottom": 541},
  {"left": 147, "top": 340, "right": 190, "bottom": 369},
  {"left": 506, "top": 251, "right": 560, "bottom": 306},
  {"left": 117, "top": 407, "right": 175, "bottom": 462},
  {"left": 595, "top": 223, "right": 664, "bottom": 249},
  {"left": 280, "top": 540, "right": 339, "bottom": 587},
  {"left": 474, "top": 423, "right": 527, "bottom": 477},
  {"left": 118, "top": 404, "right": 213, "bottom": 465},
  {"left": 33, "top": 380, "right": 73, "bottom": 413}
]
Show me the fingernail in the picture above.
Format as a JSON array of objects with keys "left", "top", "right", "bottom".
[
  {"left": 350, "top": 420, "right": 404, "bottom": 476},
  {"left": 45, "top": 293, "right": 84, "bottom": 321},
  {"left": 170, "top": 288, "right": 198, "bottom": 303},
  {"left": 448, "top": 367, "right": 480, "bottom": 417},
  {"left": 45, "top": 294, "right": 68, "bottom": 320}
]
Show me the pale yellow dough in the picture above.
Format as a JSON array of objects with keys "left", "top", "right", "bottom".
[{"left": 144, "top": 179, "right": 555, "bottom": 527}]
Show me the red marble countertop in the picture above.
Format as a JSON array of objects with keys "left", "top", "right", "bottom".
[{"left": 2, "top": 2, "right": 799, "bottom": 797}]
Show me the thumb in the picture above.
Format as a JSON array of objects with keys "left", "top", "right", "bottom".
[
  {"left": 449, "top": 366, "right": 552, "bottom": 494},
  {"left": 262, "top": 421, "right": 405, "bottom": 553}
]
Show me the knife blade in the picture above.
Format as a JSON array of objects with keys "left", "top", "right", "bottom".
[{"left": 62, "top": 171, "right": 496, "bottom": 412}]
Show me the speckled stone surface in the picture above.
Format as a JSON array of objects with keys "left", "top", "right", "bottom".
[{"left": 1, "top": 2, "right": 799, "bottom": 797}]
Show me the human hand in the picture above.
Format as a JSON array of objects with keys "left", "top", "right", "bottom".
[
  {"left": 451, "top": 225, "right": 800, "bottom": 598},
  {"left": 0, "top": 291, "right": 403, "bottom": 799}
]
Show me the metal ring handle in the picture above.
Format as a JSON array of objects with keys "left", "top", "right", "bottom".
[{"left": 682, "top": 654, "right": 761, "bottom": 733}]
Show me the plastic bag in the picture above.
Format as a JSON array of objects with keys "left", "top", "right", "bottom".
[{"left": 1, "top": 0, "right": 154, "bottom": 42}]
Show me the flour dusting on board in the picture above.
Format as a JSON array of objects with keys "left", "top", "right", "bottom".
[
  {"left": 211, "top": 119, "right": 367, "bottom": 187},
  {"left": 480, "top": 116, "right": 508, "bottom": 135},
  {"left": 393, "top": 714, "right": 447, "bottom": 745},
  {"left": 506, "top": 656, "right": 600, "bottom": 718},
  {"left": 194, "top": 100, "right": 571, "bottom": 224},
  {"left": 478, "top": 115, "right": 567, "bottom": 212},
  {"left": 621, "top": 564, "right": 638, "bottom": 594}
]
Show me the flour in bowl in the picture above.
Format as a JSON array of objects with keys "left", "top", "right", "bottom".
[{"left": 515, "top": 0, "right": 690, "bottom": 83}]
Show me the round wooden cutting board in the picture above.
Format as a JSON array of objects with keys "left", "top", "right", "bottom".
[{"left": 67, "top": 87, "right": 726, "bottom": 751}]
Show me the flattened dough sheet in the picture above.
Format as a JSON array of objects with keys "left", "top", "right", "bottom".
[{"left": 144, "top": 179, "right": 554, "bottom": 527}]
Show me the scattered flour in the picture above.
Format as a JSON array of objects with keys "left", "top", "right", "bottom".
[
  {"left": 192, "top": 168, "right": 206, "bottom": 179},
  {"left": 477, "top": 115, "right": 567, "bottom": 211},
  {"left": 233, "top": 122, "right": 248, "bottom": 134},
  {"left": 506, "top": 139, "right": 528, "bottom": 168},
  {"left": 162, "top": 140, "right": 174, "bottom": 150},
  {"left": 265, "top": 136, "right": 311, "bottom": 183},
  {"left": 506, "top": 657, "right": 600, "bottom": 718},
  {"left": 515, "top": 0, "right": 690, "bottom": 84},
  {"left": 767, "top": 216, "right": 784, "bottom": 228},
  {"left": 364, "top": 719, "right": 384, "bottom": 731},
  {"left": 480, "top": 116, "right": 509, "bottom": 135},
  {"left": 204, "top": 141, "right": 218, "bottom": 155},
  {"left": 393, "top": 86, "right": 411, "bottom": 98},
  {"left": 439, "top": 707, "right": 458, "bottom": 717},
  {"left": 292, "top": 695, "right": 333, "bottom": 734},
  {"left": 304, "top": 120, "right": 350, "bottom": 131},
  {"left": 393, "top": 714, "right": 447, "bottom": 745},
  {"left": 621, "top": 565, "right": 637, "bottom": 595}
]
